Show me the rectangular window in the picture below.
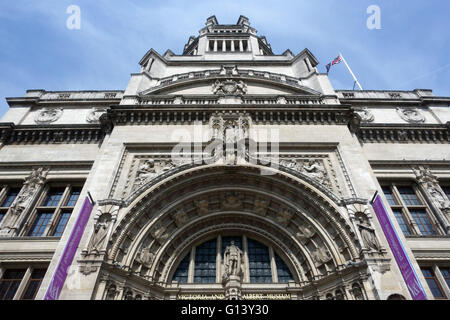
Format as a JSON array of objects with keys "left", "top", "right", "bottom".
[
  {"left": 51, "top": 211, "right": 71, "bottom": 237},
  {"left": 27, "top": 212, "right": 53, "bottom": 237},
  {"left": 392, "top": 209, "right": 412, "bottom": 236},
  {"left": 1, "top": 188, "right": 20, "bottom": 207},
  {"left": 440, "top": 268, "right": 450, "bottom": 289},
  {"left": 21, "top": 269, "right": 46, "bottom": 300},
  {"left": 421, "top": 268, "right": 446, "bottom": 299},
  {"left": 410, "top": 210, "right": 437, "bottom": 236},
  {"left": 248, "top": 239, "right": 272, "bottom": 284},
  {"left": 382, "top": 186, "right": 397, "bottom": 206},
  {"left": 43, "top": 188, "right": 65, "bottom": 207},
  {"left": 0, "top": 269, "right": 26, "bottom": 300},
  {"left": 398, "top": 187, "right": 421, "bottom": 206},
  {"left": 0, "top": 212, "right": 5, "bottom": 224},
  {"left": 65, "top": 187, "right": 81, "bottom": 207},
  {"left": 194, "top": 239, "right": 217, "bottom": 284},
  {"left": 443, "top": 187, "right": 450, "bottom": 201}
]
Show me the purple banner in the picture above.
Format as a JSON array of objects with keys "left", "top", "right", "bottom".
[
  {"left": 44, "top": 196, "right": 94, "bottom": 300},
  {"left": 371, "top": 194, "right": 427, "bottom": 300}
]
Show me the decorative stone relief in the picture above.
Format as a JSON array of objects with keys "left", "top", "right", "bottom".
[
  {"left": 35, "top": 108, "right": 63, "bottom": 124},
  {"left": 222, "top": 193, "right": 243, "bottom": 210},
  {"left": 254, "top": 198, "right": 269, "bottom": 217},
  {"left": 354, "top": 107, "right": 374, "bottom": 123},
  {"left": 10, "top": 167, "right": 48, "bottom": 216},
  {"left": 195, "top": 199, "right": 209, "bottom": 217},
  {"left": 133, "top": 159, "right": 177, "bottom": 191},
  {"left": 276, "top": 208, "right": 293, "bottom": 227},
  {"left": 172, "top": 208, "right": 189, "bottom": 228},
  {"left": 397, "top": 107, "right": 425, "bottom": 123},
  {"left": 212, "top": 80, "right": 247, "bottom": 95},
  {"left": 347, "top": 203, "right": 382, "bottom": 253},
  {"left": 310, "top": 246, "right": 332, "bottom": 267},
  {"left": 296, "top": 223, "right": 315, "bottom": 244},
  {"left": 0, "top": 168, "right": 49, "bottom": 237},
  {"left": 136, "top": 245, "right": 156, "bottom": 268},
  {"left": 279, "top": 158, "right": 332, "bottom": 189},
  {"left": 413, "top": 166, "right": 450, "bottom": 227},
  {"left": 87, "top": 108, "right": 109, "bottom": 123},
  {"left": 150, "top": 221, "right": 169, "bottom": 245},
  {"left": 222, "top": 241, "right": 244, "bottom": 281}
]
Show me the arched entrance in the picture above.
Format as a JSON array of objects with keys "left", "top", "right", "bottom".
[{"left": 92, "top": 164, "right": 370, "bottom": 300}]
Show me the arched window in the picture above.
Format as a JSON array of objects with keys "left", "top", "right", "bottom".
[{"left": 172, "top": 235, "right": 294, "bottom": 284}]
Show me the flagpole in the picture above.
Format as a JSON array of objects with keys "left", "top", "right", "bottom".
[{"left": 339, "top": 52, "right": 363, "bottom": 91}]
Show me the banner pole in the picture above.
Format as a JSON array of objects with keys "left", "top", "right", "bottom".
[{"left": 339, "top": 52, "right": 363, "bottom": 91}]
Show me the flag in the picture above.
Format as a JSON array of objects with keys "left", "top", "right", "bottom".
[{"left": 326, "top": 55, "right": 342, "bottom": 73}]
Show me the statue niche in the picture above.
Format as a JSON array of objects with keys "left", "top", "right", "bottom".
[{"left": 222, "top": 241, "right": 244, "bottom": 282}]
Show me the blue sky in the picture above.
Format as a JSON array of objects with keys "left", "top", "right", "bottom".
[{"left": 0, "top": 0, "right": 449, "bottom": 117}]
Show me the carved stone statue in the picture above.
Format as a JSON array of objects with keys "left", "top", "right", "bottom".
[
  {"left": 356, "top": 213, "right": 380, "bottom": 252},
  {"left": 355, "top": 107, "right": 375, "bottom": 123},
  {"left": 150, "top": 221, "right": 169, "bottom": 245},
  {"left": 302, "top": 159, "right": 328, "bottom": 185},
  {"left": 276, "top": 208, "right": 293, "bottom": 227},
  {"left": 254, "top": 199, "right": 269, "bottom": 217},
  {"left": 212, "top": 80, "right": 247, "bottom": 96},
  {"left": 137, "top": 246, "right": 155, "bottom": 268},
  {"left": 296, "top": 223, "right": 315, "bottom": 243},
  {"left": 223, "top": 241, "right": 243, "bottom": 280},
  {"left": 134, "top": 159, "right": 175, "bottom": 189},
  {"left": 310, "top": 246, "right": 332, "bottom": 266},
  {"left": 172, "top": 209, "right": 189, "bottom": 228},
  {"left": 195, "top": 200, "right": 209, "bottom": 216},
  {"left": 87, "top": 108, "right": 108, "bottom": 123},
  {"left": 87, "top": 213, "right": 112, "bottom": 255}
]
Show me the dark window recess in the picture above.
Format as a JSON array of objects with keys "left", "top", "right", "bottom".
[
  {"left": 173, "top": 254, "right": 190, "bottom": 284},
  {"left": 0, "top": 269, "right": 26, "bottom": 300},
  {"left": 422, "top": 268, "right": 446, "bottom": 299},
  {"left": 28, "top": 212, "right": 53, "bottom": 237},
  {"left": 21, "top": 269, "right": 47, "bottom": 300},
  {"left": 248, "top": 239, "right": 272, "bottom": 283},
  {"left": 52, "top": 211, "right": 71, "bottom": 237},
  {"left": 194, "top": 239, "right": 217, "bottom": 284},
  {"left": 1, "top": 188, "right": 20, "bottom": 207},
  {"left": 43, "top": 188, "right": 65, "bottom": 207}
]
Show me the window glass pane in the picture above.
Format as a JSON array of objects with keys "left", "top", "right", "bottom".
[
  {"left": 52, "top": 212, "right": 71, "bottom": 237},
  {"left": 1, "top": 188, "right": 20, "bottom": 207},
  {"left": 443, "top": 187, "right": 450, "bottom": 201},
  {"left": 21, "top": 269, "right": 46, "bottom": 300},
  {"left": 440, "top": 268, "right": 450, "bottom": 289},
  {"left": 0, "top": 269, "right": 26, "bottom": 300},
  {"left": 0, "top": 212, "right": 5, "bottom": 224},
  {"left": 248, "top": 239, "right": 272, "bottom": 283},
  {"left": 392, "top": 209, "right": 411, "bottom": 236},
  {"left": 275, "top": 254, "right": 293, "bottom": 283},
  {"left": 421, "top": 268, "right": 445, "bottom": 299},
  {"left": 66, "top": 188, "right": 81, "bottom": 207},
  {"left": 382, "top": 187, "right": 396, "bottom": 206},
  {"left": 43, "top": 188, "right": 65, "bottom": 207},
  {"left": 410, "top": 210, "right": 437, "bottom": 236},
  {"left": 194, "top": 239, "right": 217, "bottom": 284},
  {"left": 398, "top": 187, "right": 421, "bottom": 206},
  {"left": 27, "top": 212, "right": 53, "bottom": 237},
  {"left": 173, "top": 254, "right": 190, "bottom": 284}
]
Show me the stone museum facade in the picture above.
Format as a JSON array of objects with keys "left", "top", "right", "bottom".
[{"left": 0, "top": 16, "right": 449, "bottom": 300}]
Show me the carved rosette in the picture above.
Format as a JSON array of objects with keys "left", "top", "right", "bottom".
[
  {"left": 397, "top": 107, "right": 425, "bottom": 124},
  {"left": 35, "top": 108, "right": 63, "bottom": 124}
]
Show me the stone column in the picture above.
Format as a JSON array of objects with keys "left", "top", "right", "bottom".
[
  {"left": 222, "top": 40, "right": 226, "bottom": 52},
  {"left": 239, "top": 40, "right": 244, "bottom": 52},
  {"left": 231, "top": 40, "right": 235, "bottom": 52},
  {"left": 213, "top": 40, "right": 218, "bottom": 52}
]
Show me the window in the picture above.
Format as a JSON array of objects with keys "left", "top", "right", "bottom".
[
  {"left": 172, "top": 235, "right": 294, "bottom": 285},
  {"left": 381, "top": 184, "right": 440, "bottom": 236},
  {"left": 442, "top": 186, "right": 450, "bottom": 200},
  {"left": 0, "top": 187, "right": 21, "bottom": 225},
  {"left": 421, "top": 268, "right": 446, "bottom": 299},
  {"left": 440, "top": 268, "right": 450, "bottom": 289},
  {"left": 24, "top": 184, "right": 83, "bottom": 238},
  {"left": 21, "top": 269, "right": 46, "bottom": 300},
  {"left": 248, "top": 239, "right": 272, "bottom": 283},
  {"left": 0, "top": 269, "right": 26, "bottom": 300},
  {"left": 194, "top": 239, "right": 217, "bottom": 284}
]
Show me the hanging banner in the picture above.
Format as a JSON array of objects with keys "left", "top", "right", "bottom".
[
  {"left": 371, "top": 193, "right": 427, "bottom": 300},
  {"left": 44, "top": 195, "right": 94, "bottom": 300}
]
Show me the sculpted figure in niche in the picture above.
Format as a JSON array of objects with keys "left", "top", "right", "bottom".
[
  {"left": 151, "top": 221, "right": 169, "bottom": 244},
  {"left": 172, "top": 208, "right": 189, "bottom": 228},
  {"left": 310, "top": 245, "right": 332, "bottom": 266},
  {"left": 296, "top": 223, "right": 315, "bottom": 244},
  {"left": 254, "top": 199, "right": 269, "bottom": 217},
  {"left": 135, "top": 159, "right": 175, "bottom": 188},
  {"left": 276, "top": 208, "right": 293, "bottom": 227},
  {"left": 302, "top": 160, "right": 328, "bottom": 184},
  {"left": 425, "top": 182, "right": 449, "bottom": 207},
  {"left": 355, "top": 213, "right": 380, "bottom": 252},
  {"left": 137, "top": 245, "right": 155, "bottom": 268},
  {"left": 195, "top": 200, "right": 209, "bottom": 216},
  {"left": 222, "top": 193, "right": 243, "bottom": 210},
  {"left": 87, "top": 213, "right": 112, "bottom": 255},
  {"left": 223, "top": 241, "right": 243, "bottom": 280}
]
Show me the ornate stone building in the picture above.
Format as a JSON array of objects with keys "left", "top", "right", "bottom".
[{"left": 0, "top": 16, "right": 449, "bottom": 300}]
